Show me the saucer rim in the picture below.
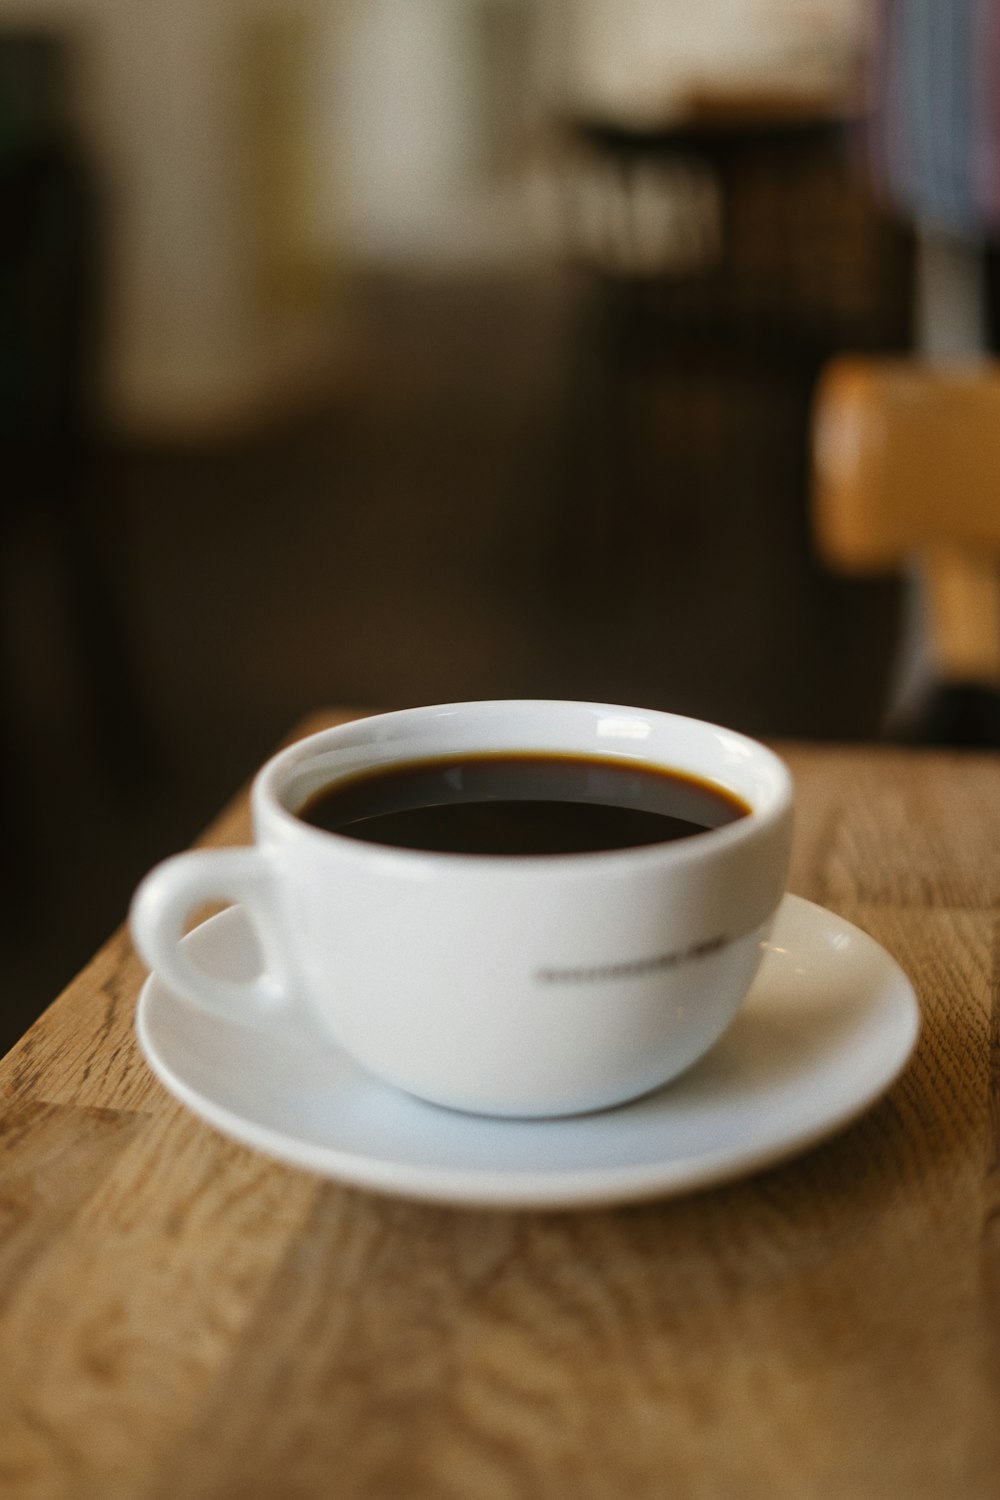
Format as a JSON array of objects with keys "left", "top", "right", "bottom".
[{"left": 135, "top": 894, "right": 920, "bottom": 1210}]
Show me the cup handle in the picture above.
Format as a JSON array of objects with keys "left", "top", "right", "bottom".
[{"left": 130, "top": 847, "right": 290, "bottom": 1018}]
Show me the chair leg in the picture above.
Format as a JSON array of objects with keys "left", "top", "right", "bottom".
[{"left": 921, "top": 546, "right": 1000, "bottom": 688}]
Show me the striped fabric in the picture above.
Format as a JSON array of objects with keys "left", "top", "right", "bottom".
[{"left": 868, "top": 0, "right": 1000, "bottom": 234}]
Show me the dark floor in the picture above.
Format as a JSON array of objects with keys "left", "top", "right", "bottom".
[{"left": 0, "top": 273, "right": 901, "bottom": 1055}]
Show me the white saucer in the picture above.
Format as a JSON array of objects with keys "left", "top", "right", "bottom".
[{"left": 135, "top": 894, "right": 919, "bottom": 1210}]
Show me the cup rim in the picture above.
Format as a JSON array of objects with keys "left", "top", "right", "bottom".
[{"left": 254, "top": 700, "right": 793, "bottom": 873}]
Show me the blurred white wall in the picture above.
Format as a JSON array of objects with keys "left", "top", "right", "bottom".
[
  {"left": 564, "top": 0, "right": 865, "bottom": 120},
  {"left": 309, "top": 0, "right": 864, "bottom": 263},
  {"left": 1, "top": 0, "right": 335, "bottom": 437},
  {"left": 0, "top": 0, "right": 866, "bottom": 437},
  {"left": 310, "top": 0, "right": 551, "bottom": 268}
]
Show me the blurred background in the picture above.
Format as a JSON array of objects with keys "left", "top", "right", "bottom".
[{"left": 3, "top": 0, "right": 998, "bottom": 1048}]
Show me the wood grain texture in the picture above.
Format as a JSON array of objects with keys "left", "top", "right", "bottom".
[{"left": 1, "top": 715, "right": 998, "bottom": 1499}]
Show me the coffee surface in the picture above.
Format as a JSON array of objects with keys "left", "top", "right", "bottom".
[{"left": 297, "top": 753, "right": 750, "bottom": 855}]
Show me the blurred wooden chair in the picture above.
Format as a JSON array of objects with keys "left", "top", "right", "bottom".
[{"left": 812, "top": 358, "right": 1000, "bottom": 742}]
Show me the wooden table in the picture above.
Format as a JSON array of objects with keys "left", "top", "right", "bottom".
[{"left": 2, "top": 711, "right": 998, "bottom": 1499}]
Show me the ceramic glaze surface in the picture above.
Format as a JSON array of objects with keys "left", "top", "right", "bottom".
[
  {"left": 131, "top": 701, "right": 794, "bottom": 1116},
  {"left": 136, "top": 896, "right": 920, "bottom": 1206}
]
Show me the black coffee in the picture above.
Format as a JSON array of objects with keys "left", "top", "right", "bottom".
[{"left": 297, "top": 753, "right": 750, "bottom": 856}]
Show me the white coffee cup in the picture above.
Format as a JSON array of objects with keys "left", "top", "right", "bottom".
[{"left": 130, "top": 700, "right": 793, "bottom": 1117}]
